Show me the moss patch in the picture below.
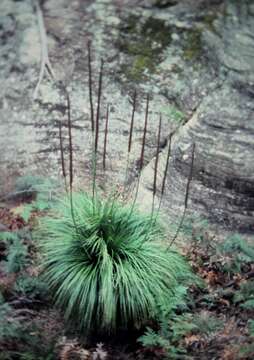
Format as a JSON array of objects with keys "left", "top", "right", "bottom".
[
  {"left": 117, "top": 15, "right": 172, "bottom": 81},
  {"left": 201, "top": 13, "right": 218, "bottom": 33},
  {"left": 152, "top": 0, "right": 178, "bottom": 8},
  {"left": 160, "top": 105, "right": 185, "bottom": 124},
  {"left": 183, "top": 29, "right": 203, "bottom": 61}
]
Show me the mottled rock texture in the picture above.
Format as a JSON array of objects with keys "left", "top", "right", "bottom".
[
  {"left": 164, "top": 0, "right": 254, "bottom": 232},
  {"left": 0, "top": 0, "right": 253, "bottom": 233}
]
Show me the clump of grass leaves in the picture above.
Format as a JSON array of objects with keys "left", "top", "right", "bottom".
[{"left": 38, "top": 191, "right": 195, "bottom": 334}]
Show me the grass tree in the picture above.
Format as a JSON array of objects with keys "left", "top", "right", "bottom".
[
  {"left": 39, "top": 42, "right": 197, "bottom": 335},
  {"left": 39, "top": 192, "right": 195, "bottom": 334}
]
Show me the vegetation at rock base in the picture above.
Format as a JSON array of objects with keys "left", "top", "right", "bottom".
[
  {"left": 1, "top": 196, "right": 254, "bottom": 359},
  {"left": 38, "top": 191, "right": 196, "bottom": 334}
]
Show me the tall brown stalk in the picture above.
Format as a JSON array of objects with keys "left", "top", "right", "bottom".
[
  {"left": 152, "top": 131, "right": 173, "bottom": 225},
  {"left": 92, "top": 58, "right": 104, "bottom": 200},
  {"left": 58, "top": 121, "right": 67, "bottom": 192},
  {"left": 152, "top": 114, "right": 162, "bottom": 212},
  {"left": 66, "top": 91, "right": 73, "bottom": 192},
  {"left": 140, "top": 94, "right": 150, "bottom": 171},
  {"left": 161, "top": 132, "right": 173, "bottom": 196},
  {"left": 87, "top": 41, "right": 94, "bottom": 133},
  {"left": 103, "top": 104, "right": 109, "bottom": 171},
  {"left": 95, "top": 58, "right": 104, "bottom": 154},
  {"left": 129, "top": 94, "right": 150, "bottom": 212},
  {"left": 124, "top": 90, "right": 137, "bottom": 188},
  {"left": 168, "top": 142, "right": 196, "bottom": 249},
  {"left": 128, "top": 90, "right": 137, "bottom": 154}
]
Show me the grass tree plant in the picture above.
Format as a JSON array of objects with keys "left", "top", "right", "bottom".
[
  {"left": 38, "top": 42, "right": 197, "bottom": 335},
  {"left": 39, "top": 192, "right": 195, "bottom": 334}
]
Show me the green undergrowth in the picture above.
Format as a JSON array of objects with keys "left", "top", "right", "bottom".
[
  {"left": 0, "top": 225, "right": 58, "bottom": 359},
  {"left": 1, "top": 200, "right": 254, "bottom": 358},
  {"left": 137, "top": 218, "right": 254, "bottom": 359}
]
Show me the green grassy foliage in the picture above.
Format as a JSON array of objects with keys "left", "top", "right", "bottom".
[{"left": 38, "top": 192, "right": 195, "bottom": 334}]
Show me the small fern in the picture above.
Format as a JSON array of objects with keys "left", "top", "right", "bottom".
[
  {"left": 14, "top": 275, "right": 48, "bottom": 300},
  {"left": 0, "top": 231, "right": 19, "bottom": 243},
  {"left": 192, "top": 311, "right": 223, "bottom": 335},
  {"left": 138, "top": 327, "right": 170, "bottom": 349},
  {"left": 248, "top": 320, "right": 254, "bottom": 336},
  {"left": 218, "top": 234, "right": 254, "bottom": 274},
  {"left": 15, "top": 176, "right": 58, "bottom": 199},
  {"left": 3, "top": 237, "right": 28, "bottom": 273},
  {"left": 241, "top": 299, "right": 254, "bottom": 310},
  {"left": 138, "top": 285, "right": 197, "bottom": 359},
  {"left": 0, "top": 293, "right": 22, "bottom": 341},
  {"left": 233, "top": 280, "right": 254, "bottom": 306},
  {"left": 15, "top": 176, "right": 59, "bottom": 222}
]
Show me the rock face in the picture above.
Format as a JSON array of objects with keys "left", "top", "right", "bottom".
[
  {"left": 0, "top": 0, "right": 253, "bottom": 233},
  {"left": 165, "top": 0, "right": 254, "bottom": 233}
]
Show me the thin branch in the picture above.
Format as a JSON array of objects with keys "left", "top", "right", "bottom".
[
  {"left": 33, "top": 0, "right": 56, "bottom": 99},
  {"left": 103, "top": 104, "right": 109, "bottom": 171},
  {"left": 168, "top": 142, "right": 196, "bottom": 249},
  {"left": 87, "top": 40, "right": 94, "bottom": 133}
]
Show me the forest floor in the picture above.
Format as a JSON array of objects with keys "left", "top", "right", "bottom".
[{"left": 0, "top": 189, "right": 254, "bottom": 360}]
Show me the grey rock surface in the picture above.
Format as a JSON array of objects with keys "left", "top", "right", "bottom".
[
  {"left": 0, "top": 0, "right": 253, "bottom": 233},
  {"left": 163, "top": 0, "right": 254, "bottom": 232}
]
